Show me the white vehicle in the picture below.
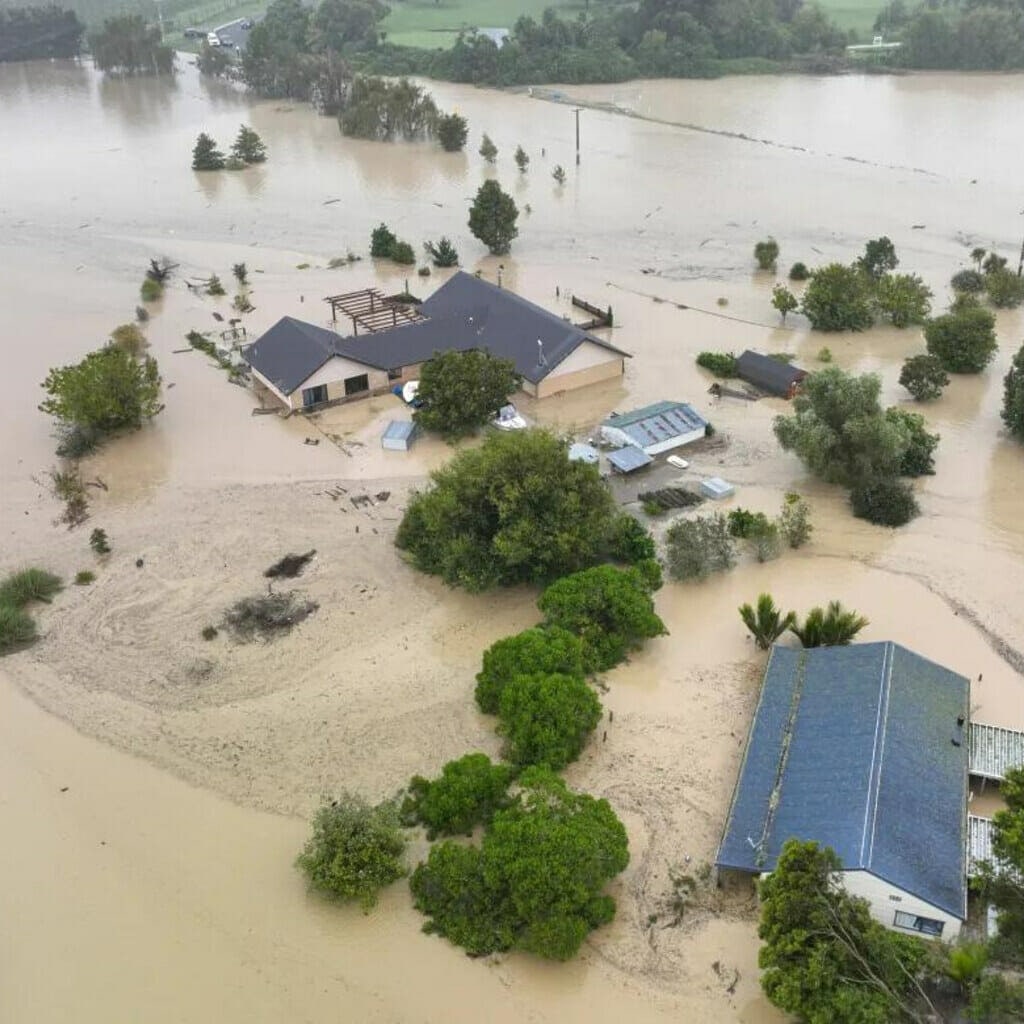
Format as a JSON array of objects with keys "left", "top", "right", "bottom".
[
  {"left": 667, "top": 455, "right": 689, "bottom": 470},
  {"left": 207, "top": 32, "right": 222, "bottom": 46},
  {"left": 492, "top": 404, "right": 528, "bottom": 431},
  {"left": 401, "top": 380, "right": 420, "bottom": 405}
]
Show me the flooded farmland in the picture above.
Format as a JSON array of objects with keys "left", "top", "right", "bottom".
[{"left": 1, "top": 57, "right": 1023, "bottom": 1024}]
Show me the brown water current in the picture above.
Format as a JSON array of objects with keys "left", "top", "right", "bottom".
[{"left": 1, "top": 58, "right": 1024, "bottom": 1023}]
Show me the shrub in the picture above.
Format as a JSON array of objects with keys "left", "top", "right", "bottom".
[
  {"left": 478, "top": 132, "right": 497, "bottom": 163},
  {"left": 899, "top": 354, "right": 949, "bottom": 401},
  {"left": 370, "top": 223, "right": 397, "bottom": 258},
  {"left": 231, "top": 124, "right": 267, "bottom": 164},
  {"left": 789, "top": 261, "right": 809, "bottom": 281},
  {"left": 476, "top": 626, "right": 585, "bottom": 714},
  {"left": 754, "top": 238, "right": 779, "bottom": 270},
  {"left": 402, "top": 754, "right": 513, "bottom": 838},
  {"left": 135, "top": 305, "right": 149, "bottom": 323},
  {"left": 90, "top": 528, "right": 111, "bottom": 554},
  {"left": 552, "top": 164, "right": 566, "bottom": 185},
  {"left": 792, "top": 601, "right": 868, "bottom": 647},
  {"left": 968, "top": 975, "right": 1024, "bottom": 1022},
  {"left": 951, "top": 268, "right": 985, "bottom": 294},
  {"left": 925, "top": 305, "right": 998, "bottom": 373},
  {"left": 191, "top": 132, "right": 225, "bottom": 171},
  {"left": 605, "top": 512, "right": 656, "bottom": 565},
  {"left": 498, "top": 673, "right": 602, "bottom": 769},
  {"left": 296, "top": 794, "right": 406, "bottom": 910},
  {"left": 514, "top": 145, "right": 529, "bottom": 172},
  {"left": 538, "top": 565, "right": 666, "bottom": 673},
  {"left": 696, "top": 351, "right": 737, "bottom": 377},
  {"left": 850, "top": 477, "right": 919, "bottom": 527},
  {"left": 885, "top": 407, "right": 939, "bottom": 476},
  {"left": 0, "top": 568, "right": 63, "bottom": 607},
  {"left": 223, "top": 592, "right": 318, "bottom": 640},
  {"left": 140, "top": 277, "right": 163, "bottom": 302},
  {"left": 1003, "top": 343, "right": 1024, "bottom": 442},
  {"left": 110, "top": 323, "right": 146, "bottom": 356},
  {"left": 423, "top": 237, "right": 459, "bottom": 268},
  {"left": 206, "top": 274, "right": 225, "bottom": 296},
  {"left": 75, "top": 570, "right": 95, "bottom": 585},
  {"left": 800, "top": 263, "right": 875, "bottom": 332},
  {"left": 0, "top": 604, "right": 37, "bottom": 651},
  {"left": 778, "top": 493, "right": 813, "bottom": 548},
  {"left": 435, "top": 112, "right": 468, "bottom": 152},
  {"left": 232, "top": 262, "right": 248, "bottom": 285},
  {"left": 816, "top": 347, "right": 832, "bottom": 363},
  {"left": 739, "top": 593, "right": 796, "bottom": 650},
  {"left": 753, "top": 523, "right": 782, "bottom": 562},
  {"left": 875, "top": 272, "right": 932, "bottom": 328},
  {"left": 727, "top": 508, "right": 771, "bottom": 539},
  {"left": 389, "top": 240, "right": 416, "bottom": 265},
  {"left": 985, "top": 267, "right": 1024, "bottom": 309},
  {"left": 201, "top": 625, "right": 218, "bottom": 640},
  {"left": 264, "top": 550, "right": 316, "bottom": 579},
  {"left": 664, "top": 514, "right": 736, "bottom": 581}
]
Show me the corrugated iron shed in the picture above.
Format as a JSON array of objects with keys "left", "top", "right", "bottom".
[
  {"left": 603, "top": 401, "right": 706, "bottom": 449},
  {"left": 607, "top": 446, "right": 653, "bottom": 474},
  {"left": 969, "top": 722, "right": 1024, "bottom": 781}
]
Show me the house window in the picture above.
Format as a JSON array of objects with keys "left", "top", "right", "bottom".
[
  {"left": 893, "top": 910, "right": 944, "bottom": 937},
  {"left": 302, "top": 384, "right": 328, "bottom": 408},
  {"left": 344, "top": 374, "right": 369, "bottom": 396},
  {"left": 387, "top": 367, "right": 403, "bottom": 381}
]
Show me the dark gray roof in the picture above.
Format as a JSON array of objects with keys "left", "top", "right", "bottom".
[
  {"left": 242, "top": 272, "right": 630, "bottom": 393},
  {"left": 736, "top": 350, "right": 807, "bottom": 396},
  {"left": 717, "top": 642, "right": 969, "bottom": 919}
]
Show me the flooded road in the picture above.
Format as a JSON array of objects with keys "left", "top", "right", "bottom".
[{"left": 1, "top": 57, "right": 1023, "bottom": 1023}]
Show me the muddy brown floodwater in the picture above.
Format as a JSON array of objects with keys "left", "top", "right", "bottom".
[{"left": 1, "top": 57, "right": 1023, "bottom": 1024}]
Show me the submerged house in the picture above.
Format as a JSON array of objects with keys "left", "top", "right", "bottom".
[
  {"left": 242, "top": 272, "right": 630, "bottom": 411},
  {"left": 736, "top": 350, "right": 807, "bottom": 398},
  {"left": 717, "top": 642, "right": 970, "bottom": 939},
  {"left": 600, "top": 401, "right": 707, "bottom": 456}
]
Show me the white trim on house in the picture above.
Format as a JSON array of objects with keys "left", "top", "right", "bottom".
[{"left": 840, "top": 869, "right": 963, "bottom": 940}]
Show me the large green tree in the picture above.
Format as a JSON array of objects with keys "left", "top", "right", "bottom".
[
  {"left": 0, "top": 6, "right": 83, "bottom": 60},
  {"left": 395, "top": 430, "right": 619, "bottom": 591},
  {"left": 435, "top": 112, "right": 468, "bottom": 151},
  {"left": 39, "top": 345, "right": 161, "bottom": 437},
  {"left": 468, "top": 179, "right": 518, "bottom": 255},
  {"left": 413, "top": 349, "right": 523, "bottom": 440},
  {"left": 876, "top": 273, "right": 932, "bottom": 328},
  {"left": 856, "top": 236, "right": 899, "bottom": 281},
  {"left": 1003, "top": 343, "right": 1024, "bottom": 442},
  {"left": 89, "top": 14, "right": 173, "bottom": 75},
  {"left": 899, "top": 354, "right": 948, "bottom": 401},
  {"left": 475, "top": 626, "right": 585, "bottom": 714},
  {"left": 800, "top": 263, "right": 875, "bottom": 332},
  {"left": 410, "top": 767, "right": 629, "bottom": 961},
  {"left": 759, "top": 840, "right": 933, "bottom": 1023},
  {"left": 664, "top": 513, "right": 736, "bottom": 581},
  {"left": 925, "top": 304, "right": 998, "bottom": 373},
  {"left": 537, "top": 565, "right": 666, "bottom": 672},
  {"left": 309, "top": 0, "right": 387, "bottom": 52},
  {"left": 402, "top": 754, "right": 513, "bottom": 839},
  {"left": 498, "top": 672, "right": 602, "bottom": 769}
]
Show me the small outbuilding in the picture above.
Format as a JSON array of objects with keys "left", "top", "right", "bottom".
[
  {"left": 601, "top": 400, "right": 707, "bottom": 455},
  {"left": 381, "top": 420, "right": 418, "bottom": 451},
  {"left": 607, "top": 446, "right": 653, "bottom": 474},
  {"left": 700, "top": 476, "right": 735, "bottom": 500},
  {"left": 736, "top": 350, "right": 807, "bottom": 398}
]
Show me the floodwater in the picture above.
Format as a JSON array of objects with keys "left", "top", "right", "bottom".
[{"left": 2, "top": 56, "right": 1024, "bottom": 1023}]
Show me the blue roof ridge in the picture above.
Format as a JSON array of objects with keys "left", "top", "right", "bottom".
[{"left": 861, "top": 641, "right": 895, "bottom": 869}]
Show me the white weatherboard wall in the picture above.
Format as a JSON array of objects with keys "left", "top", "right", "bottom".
[
  {"left": 841, "top": 870, "right": 963, "bottom": 941},
  {"left": 600, "top": 423, "right": 704, "bottom": 456},
  {"left": 251, "top": 367, "right": 293, "bottom": 409}
]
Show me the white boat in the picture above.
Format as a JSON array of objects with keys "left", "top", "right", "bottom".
[
  {"left": 402, "top": 380, "right": 420, "bottom": 405},
  {"left": 492, "top": 403, "right": 528, "bottom": 431},
  {"left": 667, "top": 455, "right": 689, "bottom": 470}
]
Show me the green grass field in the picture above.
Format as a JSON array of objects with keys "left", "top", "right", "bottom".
[{"left": 815, "top": 0, "right": 885, "bottom": 40}]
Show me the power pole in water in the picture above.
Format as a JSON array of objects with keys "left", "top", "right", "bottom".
[{"left": 574, "top": 107, "right": 581, "bottom": 166}]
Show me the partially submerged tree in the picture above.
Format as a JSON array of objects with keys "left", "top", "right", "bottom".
[
  {"left": 478, "top": 132, "right": 498, "bottom": 163},
  {"left": 435, "top": 112, "right": 468, "bottom": 152},
  {"left": 985, "top": 266, "right": 1024, "bottom": 309},
  {"left": 771, "top": 284, "right": 798, "bottom": 323},
  {"left": 739, "top": 594, "right": 796, "bottom": 650},
  {"left": 791, "top": 601, "right": 868, "bottom": 647},
  {"left": 423, "top": 237, "right": 458, "bottom": 267},
  {"left": 413, "top": 349, "right": 522, "bottom": 440},
  {"left": 753, "top": 238, "right": 779, "bottom": 271},
  {"left": 476, "top": 626, "right": 585, "bottom": 715},
  {"left": 514, "top": 144, "right": 529, "bottom": 172},
  {"left": 850, "top": 476, "right": 919, "bottom": 527},
  {"left": 192, "top": 132, "right": 226, "bottom": 171},
  {"left": 537, "top": 565, "right": 666, "bottom": 673},
  {"left": 339, "top": 76, "right": 438, "bottom": 141},
  {"left": 664, "top": 514, "right": 736, "bottom": 581},
  {"left": 885, "top": 408, "right": 939, "bottom": 477},
  {"left": 899, "top": 354, "right": 949, "bottom": 401},
  {"left": 295, "top": 794, "right": 406, "bottom": 910},
  {"left": 1003, "top": 343, "right": 1024, "bottom": 442},
  {"left": 856, "top": 235, "right": 899, "bottom": 281},
  {"left": 552, "top": 164, "right": 567, "bottom": 185},
  {"left": 925, "top": 304, "right": 998, "bottom": 373},
  {"left": 396, "top": 430, "right": 619, "bottom": 591},
  {"left": 777, "top": 492, "right": 813, "bottom": 548},
  {"left": 410, "top": 767, "right": 629, "bottom": 961},
  {"left": 800, "top": 263, "right": 874, "bottom": 332},
  {"left": 402, "top": 754, "right": 513, "bottom": 839},
  {"left": 468, "top": 179, "right": 518, "bottom": 255},
  {"left": 876, "top": 273, "right": 932, "bottom": 327},
  {"left": 231, "top": 124, "right": 268, "bottom": 164},
  {"left": 90, "top": 14, "right": 174, "bottom": 75}
]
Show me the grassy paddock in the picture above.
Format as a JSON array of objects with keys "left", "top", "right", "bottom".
[{"left": 816, "top": 0, "right": 885, "bottom": 40}]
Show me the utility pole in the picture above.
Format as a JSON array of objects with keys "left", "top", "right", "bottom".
[{"left": 574, "top": 107, "right": 581, "bottom": 166}]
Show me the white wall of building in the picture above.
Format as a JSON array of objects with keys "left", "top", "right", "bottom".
[
  {"left": 546, "top": 340, "right": 619, "bottom": 379},
  {"left": 599, "top": 421, "right": 704, "bottom": 455},
  {"left": 841, "top": 869, "right": 963, "bottom": 941}
]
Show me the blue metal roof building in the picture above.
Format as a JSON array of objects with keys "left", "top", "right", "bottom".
[
  {"left": 717, "top": 642, "right": 969, "bottom": 935},
  {"left": 601, "top": 400, "right": 707, "bottom": 455}
]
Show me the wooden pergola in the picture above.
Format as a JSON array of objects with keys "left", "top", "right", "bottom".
[{"left": 324, "top": 288, "right": 426, "bottom": 335}]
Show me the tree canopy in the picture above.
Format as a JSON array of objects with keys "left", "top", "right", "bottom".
[
  {"left": 537, "top": 565, "right": 666, "bottom": 673},
  {"left": 413, "top": 349, "right": 523, "bottom": 440},
  {"left": 799, "top": 263, "right": 875, "bottom": 332},
  {"left": 924, "top": 304, "right": 998, "bottom": 373},
  {"left": 476, "top": 626, "right": 585, "bottom": 714},
  {"left": 899, "top": 354, "right": 948, "bottom": 401},
  {"left": 402, "top": 753, "right": 513, "bottom": 839},
  {"left": 468, "top": 179, "right": 518, "bottom": 255},
  {"left": 1003, "top": 343, "right": 1024, "bottom": 442},
  {"left": 89, "top": 15, "right": 174, "bottom": 75},
  {"left": 0, "top": 6, "right": 83, "bottom": 61},
  {"left": 395, "top": 430, "right": 620, "bottom": 591},
  {"left": 664, "top": 513, "right": 736, "bottom": 581},
  {"left": 410, "top": 767, "right": 629, "bottom": 960}
]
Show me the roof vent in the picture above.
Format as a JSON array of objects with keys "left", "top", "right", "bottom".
[{"left": 537, "top": 339, "right": 546, "bottom": 367}]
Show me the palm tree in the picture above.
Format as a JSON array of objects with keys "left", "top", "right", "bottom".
[
  {"left": 791, "top": 601, "right": 868, "bottom": 648},
  {"left": 739, "top": 593, "right": 796, "bottom": 651}
]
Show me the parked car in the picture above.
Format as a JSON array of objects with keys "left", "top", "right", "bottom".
[
  {"left": 207, "top": 31, "right": 221, "bottom": 46},
  {"left": 183, "top": 27, "right": 204, "bottom": 39}
]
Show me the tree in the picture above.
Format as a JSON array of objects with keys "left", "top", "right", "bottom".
[
  {"left": 413, "top": 349, "right": 523, "bottom": 440},
  {"left": 754, "top": 238, "right": 779, "bottom": 271},
  {"left": 479, "top": 132, "right": 498, "bottom": 163},
  {"left": 192, "top": 133, "right": 225, "bottom": 171},
  {"left": 109, "top": 323, "right": 146, "bottom": 356},
  {"left": 231, "top": 124, "right": 267, "bottom": 164},
  {"left": 850, "top": 476, "right": 919, "bottom": 527},
  {"left": 89, "top": 14, "right": 174, "bottom": 75},
  {"left": 423, "top": 237, "right": 458, "bottom": 267},
  {"left": 876, "top": 273, "right": 932, "bottom": 327},
  {"left": 436, "top": 112, "right": 468, "bottom": 151},
  {"left": 771, "top": 284, "right": 798, "bottom": 323},
  {"left": 969, "top": 976, "right": 1024, "bottom": 1022},
  {"left": 370, "top": 222, "right": 396, "bottom": 257},
  {"left": 984, "top": 252, "right": 1008, "bottom": 274},
  {"left": 402, "top": 754, "right": 513, "bottom": 838},
  {"left": 1003, "top": 343, "right": 1024, "bottom": 441},
  {"left": 476, "top": 626, "right": 585, "bottom": 714},
  {"left": 985, "top": 267, "right": 1024, "bottom": 309},
  {"left": 90, "top": 528, "right": 111, "bottom": 554},
  {"left": 971, "top": 247, "right": 987, "bottom": 269},
  {"left": 800, "top": 263, "right": 874, "bottom": 331},
  {"left": 197, "top": 42, "right": 232, "bottom": 77},
  {"left": 468, "top": 180, "right": 518, "bottom": 255},
  {"left": 309, "top": 0, "right": 387, "bottom": 51},
  {"left": 925, "top": 305, "right": 998, "bottom": 373},
  {"left": 778, "top": 492, "right": 813, "bottom": 548},
  {"left": 0, "top": 6, "right": 84, "bottom": 60},
  {"left": 514, "top": 145, "right": 529, "bottom": 172},
  {"left": 899, "top": 354, "right": 948, "bottom": 401},
  {"left": 856, "top": 236, "right": 899, "bottom": 280},
  {"left": 410, "top": 767, "right": 629, "bottom": 961},
  {"left": 552, "top": 164, "right": 566, "bottom": 185},
  {"left": 789, "top": 261, "right": 809, "bottom": 281},
  {"left": 696, "top": 351, "right": 737, "bottom": 377},
  {"left": 295, "top": 794, "right": 406, "bottom": 910},
  {"left": 983, "top": 765, "right": 1024, "bottom": 956},
  {"left": 40, "top": 346, "right": 161, "bottom": 437},
  {"left": 240, "top": 0, "right": 313, "bottom": 99},
  {"left": 664, "top": 514, "right": 736, "bottom": 581},
  {"left": 791, "top": 601, "right": 868, "bottom": 647},
  {"left": 759, "top": 840, "right": 933, "bottom": 1024},
  {"left": 232, "top": 263, "right": 248, "bottom": 285},
  {"left": 604, "top": 511, "right": 657, "bottom": 565},
  {"left": 885, "top": 408, "right": 938, "bottom": 476},
  {"left": 396, "top": 430, "right": 619, "bottom": 590},
  {"left": 498, "top": 672, "right": 602, "bottom": 769},
  {"left": 339, "top": 76, "right": 439, "bottom": 141},
  {"left": 538, "top": 565, "right": 666, "bottom": 673},
  {"left": 739, "top": 594, "right": 796, "bottom": 650},
  {"left": 951, "top": 268, "right": 985, "bottom": 294}
]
